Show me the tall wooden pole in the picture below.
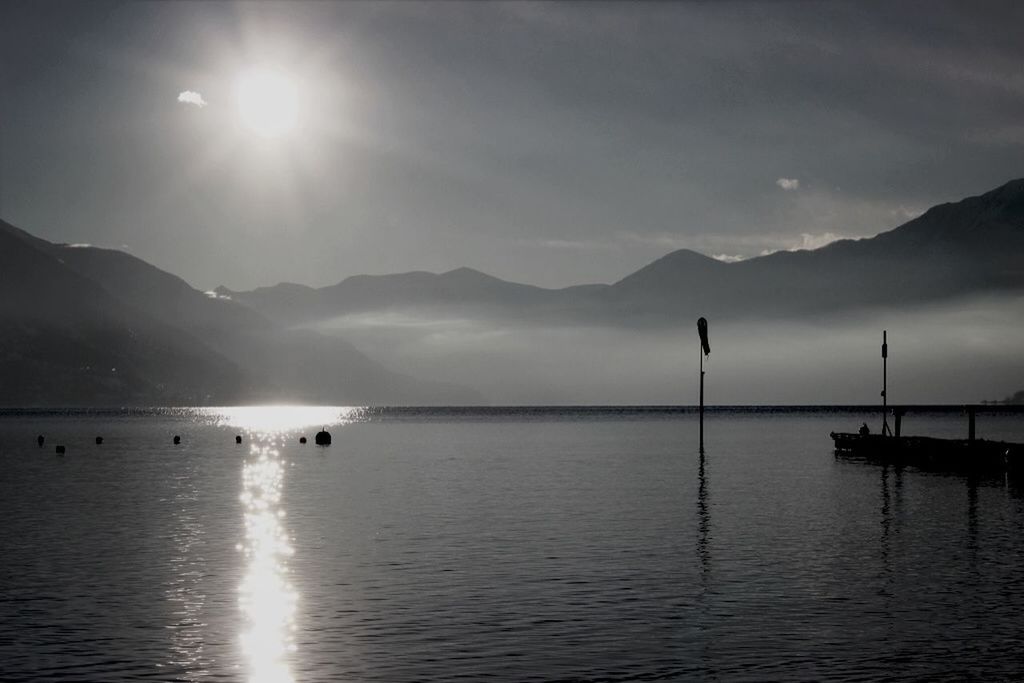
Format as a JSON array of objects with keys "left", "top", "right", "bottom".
[
  {"left": 882, "top": 330, "right": 890, "bottom": 436},
  {"left": 697, "top": 316, "right": 710, "bottom": 452},
  {"left": 699, "top": 346, "right": 705, "bottom": 451}
]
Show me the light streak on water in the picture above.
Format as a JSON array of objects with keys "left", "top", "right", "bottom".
[
  {"left": 238, "top": 443, "right": 297, "bottom": 683},
  {"left": 205, "top": 406, "right": 359, "bottom": 681}
]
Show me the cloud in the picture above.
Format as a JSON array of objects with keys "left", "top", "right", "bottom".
[
  {"left": 177, "top": 90, "right": 208, "bottom": 108},
  {"left": 712, "top": 253, "right": 745, "bottom": 263},
  {"left": 776, "top": 178, "right": 800, "bottom": 191},
  {"left": 798, "top": 232, "right": 842, "bottom": 250}
]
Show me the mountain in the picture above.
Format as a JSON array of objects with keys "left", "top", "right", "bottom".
[
  {"left": 701, "top": 177, "right": 1024, "bottom": 318},
  {"left": 216, "top": 266, "right": 574, "bottom": 327},
  {"left": 0, "top": 220, "right": 480, "bottom": 406},
  {"left": 223, "top": 178, "right": 1024, "bottom": 328},
  {"left": 0, "top": 221, "right": 245, "bottom": 405},
  {"left": 5, "top": 178, "right": 1022, "bottom": 406}
]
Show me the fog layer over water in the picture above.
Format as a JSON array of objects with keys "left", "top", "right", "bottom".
[
  {"left": 313, "top": 293, "right": 1024, "bottom": 404},
  {"left": 1, "top": 407, "right": 1023, "bottom": 681}
]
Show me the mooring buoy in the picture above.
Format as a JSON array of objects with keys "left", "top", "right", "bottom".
[
  {"left": 55, "top": 445, "right": 66, "bottom": 455},
  {"left": 299, "top": 436, "right": 307, "bottom": 444},
  {"left": 37, "top": 435, "right": 45, "bottom": 448},
  {"left": 314, "top": 428, "right": 331, "bottom": 446},
  {"left": 173, "top": 435, "right": 181, "bottom": 445},
  {"left": 235, "top": 435, "right": 242, "bottom": 444},
  {"left": 95, "top": 436, "right": 103, "bottom": 445}
]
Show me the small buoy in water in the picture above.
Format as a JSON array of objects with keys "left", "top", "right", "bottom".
[
  {"left": 235, "top": 435, "right": 242, "bottom": 444},
  {"left": 37, "top": 435, "right": 45, "bottom": 448},
  {"left": 314, "top": 428, "right": 331, "bottom": 446},
  {"left": 299, "top": 436, "right": 307, "bottom": 444},
  {"left": 173, "top": 435, "right": 181, "bottom": 445},
  {"left": 95, "top": 436, "right": 103, "bottom": 445},
  {"left": 55, "top": 445, "right": 66, "bottom": 455}
]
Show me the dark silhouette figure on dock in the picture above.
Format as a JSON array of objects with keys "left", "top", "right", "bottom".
[
  {"left": 37, "top": 435, "right": 44, "bottom": 448},
  {"left": 859, "top": 422, "right": 870, "bottom": 436}
]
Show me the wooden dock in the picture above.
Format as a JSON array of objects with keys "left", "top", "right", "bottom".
[
  {"left": 830, "top": 331, "right": 1023, "bottom": 472},
  {"left": 830, "top": 431, "right": 1024, "bottom": 472}
]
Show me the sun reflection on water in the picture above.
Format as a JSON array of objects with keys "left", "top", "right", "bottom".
[
  {"left": 204, "top": 405, "right": 361, "bottom": 438},
  {"left": 239, "top": 443, "right": 298, "bottom": 683},
  {"left": 216, "top": 406, "right": 360, "bottom": 681}
]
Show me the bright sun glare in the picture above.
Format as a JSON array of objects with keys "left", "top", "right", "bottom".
[{"left": 235, "top": 68, "right": 299, "bottom": 138}]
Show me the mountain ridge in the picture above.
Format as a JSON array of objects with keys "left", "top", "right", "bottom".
[
  {"left": 0, "top": 219, "right": 481, "bottom": 406},
  {"left": 4, "top": 177, "right": 1022, "bottom": 405},
  {"left": 222, "top": 178, "right": 1024, "bottom": 327}
]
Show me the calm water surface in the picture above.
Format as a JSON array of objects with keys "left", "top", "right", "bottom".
[{"left": 1, "top": 406, "right": 1023, "bottom": 681}]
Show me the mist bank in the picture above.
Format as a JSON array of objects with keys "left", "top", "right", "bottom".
[{"left": 307, "top": 292, "right": 1024, "bottom": 405}]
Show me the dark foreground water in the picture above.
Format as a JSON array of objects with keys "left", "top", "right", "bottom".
[{"left": 1, "top": 406, "right": 1023, "bottom": 682}]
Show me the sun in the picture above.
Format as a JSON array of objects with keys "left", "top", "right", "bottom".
[{"left": 235, "top": 68, "right": 299, "bottom": 138}]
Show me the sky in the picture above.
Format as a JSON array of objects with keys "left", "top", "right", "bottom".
[{"left": 2, "top": 0, "right": 1023, "bottom": 292}]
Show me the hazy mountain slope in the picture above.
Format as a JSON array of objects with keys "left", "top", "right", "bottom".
[
  {"left": 602, "top": 249, "right": 733, "bottom": 324},
  {"left": 0, "top": 220, "right": 246, "bottom": 405},
  {"left": 219, "top": 266, "right": 571, "bottom": 326},
  {"left": 224, "top": 178, "right": 1024, "bottom": 328},
  {"left": 214, "top": 282, "right": 320, "bottom": 327},
  {"left": 718, "top": 178, "right": 1024, "bottom": 316},
  {"left": 0, "top": 220, "right": 481, "bottom": 405},
  {"left": 42, "top": 245, "right": 271, "bottom": 336},
  {"left": 601, "top": 178, "right": 1024, "bottom": 322}
]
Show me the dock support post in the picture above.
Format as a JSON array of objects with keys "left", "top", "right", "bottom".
[{"left": 968, "top": 406, "right": 976, "bottom": 443}]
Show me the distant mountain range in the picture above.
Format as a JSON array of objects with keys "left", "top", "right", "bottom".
[
  {"left": 220, "top": 179, "right": 1024, "bottom": 328},
  {"left": 0, "top": 221, "right": 478, "bottom": 406},
  {"left": 2, "top": 178, "right": 1022, "bottom": 405}
]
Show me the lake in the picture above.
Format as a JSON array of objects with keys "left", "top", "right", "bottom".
[{"left": 1, "top": 406, "right": 1023, "bottom": 681}]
